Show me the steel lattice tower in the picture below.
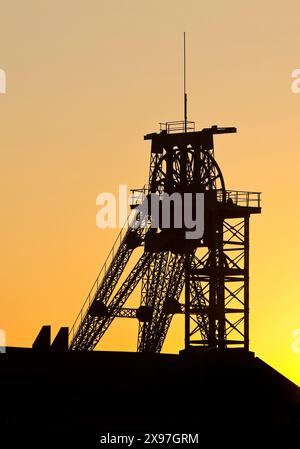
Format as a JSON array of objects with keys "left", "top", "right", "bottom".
[{"left": 69, "top": 120, "right": 261, "bottom": 352}]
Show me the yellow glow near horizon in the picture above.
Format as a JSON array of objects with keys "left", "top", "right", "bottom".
[{"left": 1, "top": 1, "right": 300, "bottom": 385}]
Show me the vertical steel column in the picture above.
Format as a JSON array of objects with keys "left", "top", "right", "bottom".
[
  {"left": 185, "top": 253, "right": 191, "bottom": 350},
  {"left": 244, "top": 215, "right": 250, "bottom": 351}
]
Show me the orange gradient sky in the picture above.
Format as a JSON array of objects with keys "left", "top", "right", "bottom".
[{"left": 1, "top": 1, "right": 300, "bottom": 384}]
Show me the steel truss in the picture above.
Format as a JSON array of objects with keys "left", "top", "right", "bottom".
[{"left": 69, "top": 124, "right": 261, "bottom": 352}]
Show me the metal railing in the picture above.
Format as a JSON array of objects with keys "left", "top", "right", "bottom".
[
  {"left": 129, "top": 185, "right": 149, "bottom": 208},
  {"left": 217, "top": 190, "right": 261, "bottom": 208},
  {"left": 160, "top": 120, "right": 195, "bottom": 133},
  {"left": 130, "top": 187, "right": 261, "bottom": 209}
]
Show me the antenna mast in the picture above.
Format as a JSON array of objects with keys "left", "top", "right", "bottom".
[{"left": 184, "top": 32, "right": 187, "bottom": 132}]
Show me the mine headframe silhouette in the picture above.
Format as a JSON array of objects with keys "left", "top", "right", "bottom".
[{"left": 69, "top": 120, "right": 261, "bottom": 352}]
